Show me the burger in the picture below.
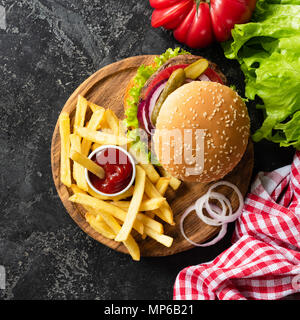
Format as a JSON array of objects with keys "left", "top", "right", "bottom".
[{"left": 124, "top": 48, "right": 250, "bottom": 183}]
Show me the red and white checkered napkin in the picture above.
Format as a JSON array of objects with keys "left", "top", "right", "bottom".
[{"left": 174, "top": 152, "right": 300, "bottom": 300}]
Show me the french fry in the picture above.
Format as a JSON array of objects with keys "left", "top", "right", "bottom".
[
  {"left": 155, "top": 177, "right": 170, "bottom": 196},
  {"left": 142, "top": 195, "right": 155, "bottom": 219},
  {"left": 99, "top": 119, "right": 113, "bottom": 133},
  {"left": 70, "top": 133, "right": 80, "bottom": 182},
  {"left": 64, "top": 96, "right": 180, "bottom": 260},
  {"left": 59, "top": 112, "right": 72, "bottom": 187},
  {"left": 158, "top": 167, "right": 181, "bottom": 191},
  {"left": 70, "top": 194, "right": 141, "bottom": 261},
  {"left": 122, "top": 233, "right": 140, "bottom": 261},
  {"left": 136, "top": 214, "right": 163, "bottom": 234},
  {"left": 151, "top": 208, "right": 173, "bottom": 225},
  {"left": 112, "top": 198, "right": 165, "bottom": 211},
  {"left": 85, "top": 212, "right": 115, "bottom": 239},
  {"left": 169, "top": 176, "right": 181, "bottom": 191},
  {"left": 70, "top": 134, "right": 88, "bottom": 191},
  {"left": 92, "top": 143, "right": 102, "bottom": 151},
  {"left": 69, "top": 193, "right": 144, "bottom": 235},
  {"left": 70, "top": 150, "right": 105, "bottom": 179},
  {"left": 115, "top": 166, "right": 146, "bottom": 242},
  {"left": 101, "top": 127, "right": 114, "bottom": 134},
  {"left": 140, "top": 163, "right": 160, "bottom": 184},
  {"left": 99, "top": 210, "right": 140, "bottom": 261},
  {"left": 144, "top": 178, "right": 174, "bottom": 225},
  {"left": 75, "top": 127, "right": 130, "bottom": 146},
  {"left": 146, "top": 212, "right": 155, "bottom": 219},
  {"left": 129, "top": 145, "right": 148, "bottom": 165},
  {"left": 105, "top": 109, "right": 123, "bottom": 137},
  {"left": 81, "top": 109, "right": 105, "bottom": 156},
  {"left": 130, "top": 146, "right": 162, "bottom": 189},
  {"left": 144, "top": 226, "right": 173, "bottom": 247},
  {"left": 74, "top": 95, "right": 88, "bottom": 129},
  {"left": 100, "top": 207, "right": 163, "bottom": 234},
  {"left": 86, "top": 206, "right": 140, "bottom": 261},
  {"left": 70, "top": 184, "right": 100, "bottom": 213},
  {"left": 70, "top": 184, "right": 87, "bottom": 195},
  {"left": 140, "top": 198, "right": 158, "bottom": 239},
  {"left": 129, "top": 146, "right": 160, "bottom": 183},
  {"left": 87, "top": 185, "right": 134, "bottom": 201},
  {"left": 71, "top": 188, "right": 164, "bottom": 241},
  {"left": 88, "top": 101, "right": 104, "bottom": 114}
]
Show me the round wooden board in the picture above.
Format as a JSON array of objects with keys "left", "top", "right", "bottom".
[{"left": 51, "top": 55, "right": 254, "bottom": 257}]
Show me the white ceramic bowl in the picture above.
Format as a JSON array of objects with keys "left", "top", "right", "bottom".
[{"left": 85, "top": 145, "right": 136, "bottom": 197}]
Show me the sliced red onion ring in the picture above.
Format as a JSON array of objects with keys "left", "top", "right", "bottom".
[
  {"left": 185, "top": 78, "right": 193, "bottom": 83},
  {"left": 137, "top": 100, "right": 146, "bottom": 130},
  {"left": 142, "top": 103, "right": 152, "bottom": 135},
  {"left": 137, "top": 99, "right": 154, "bottom": 135},
  {"left": 137, "top": 80, "right": 167, "bottom": 135},
  {"left": 148, "top": 81, "right": 166, "bottom": 127},
  {"left": 195, "top": 192, "right": 228, "bottom": 226},
  {"left": 196, "top": 223, "right": 227, "bottom": 247},
  {"left": 204, "top": 192, "right": 233, "bottom": 224},
  {"left": 180, "top": 181, "right": 244, "bottom": 247},
  {"left": 205, "top": 181, "right": 244, "bottom": 223},
  {"left": 199, "top": 74, "right": 210, "bottom": 81},
  {"left": 180, "top": 205, "right": 228, "bottom": 247}
]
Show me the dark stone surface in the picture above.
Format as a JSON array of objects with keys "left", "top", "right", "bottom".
[{"left": 0, "top": 0, "right": 295, "bottom": 300}]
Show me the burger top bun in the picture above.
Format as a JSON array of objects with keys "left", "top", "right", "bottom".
[{"left": 153, "top": 81, "right": 250, "bottom": 183}]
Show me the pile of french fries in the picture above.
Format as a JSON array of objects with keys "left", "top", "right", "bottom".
[{"left": 59, "top": 95, "right": 181, "bottom": 260}]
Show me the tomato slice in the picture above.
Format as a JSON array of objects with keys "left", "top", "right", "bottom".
[
  {"left": 144, "top": 64, "right": 188, "bottom": 97},
  {"left": 204, "top": 68, "right": 224, "bottom": 84},
  {"left": 144, "top": 64, "right": 223, "bottom": 99}
]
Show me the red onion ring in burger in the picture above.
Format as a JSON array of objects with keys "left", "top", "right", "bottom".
[
  {"left": 199, "top": 74, "right": 210, "bottom": 81},
  {"left": 137, "top": 100, "right": 153, "bottom": 135},
  {"left": 137, "top": 80, "right": 167, "bottom": 135},
  {"left": 148, "top": 81, "right": 166, "bottom": 128}
]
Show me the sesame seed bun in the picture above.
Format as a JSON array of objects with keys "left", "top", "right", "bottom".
[{"left": 153, "top": 81, "right": 250, "bottom": 183}]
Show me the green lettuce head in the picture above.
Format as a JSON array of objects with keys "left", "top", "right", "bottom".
[{"left": 223, "top": 0, "right": 300, "bottom": 148}]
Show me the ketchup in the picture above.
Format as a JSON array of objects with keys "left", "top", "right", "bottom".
[{"left": 89, "top": 148, "right": 133, "bottom": 194}]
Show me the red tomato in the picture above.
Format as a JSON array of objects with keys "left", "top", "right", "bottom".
[
  {"left": 151, "top": 0, "right": 193, "bottom": 28},
  {"left": 211, "top": 0, "right": 257, "bottom": 42},
  {"left": 150, "top": 0, "right": 257, "bottom": 47},
  {"left": 173, "top": 3, "right": 213, "bottom": 48}
]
